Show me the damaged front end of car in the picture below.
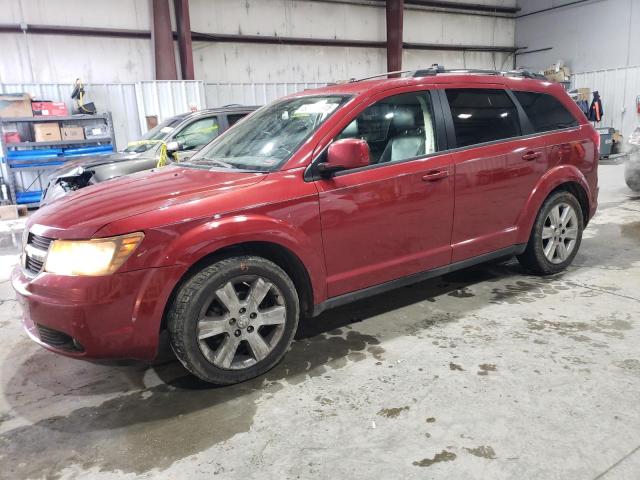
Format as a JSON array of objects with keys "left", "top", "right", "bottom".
[{"left": 41, "top": 167, "right": 96, "bottom": 206}]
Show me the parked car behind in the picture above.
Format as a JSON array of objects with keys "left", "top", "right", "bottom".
[
  {"left": 14, "top": 68, "right": 599, "bottom": 385},
  {"left": 40, "top": 105, "right": 257, "bottom": 205},
  {"left": 624, "top": 127, "right": 640, "bottom": 192}
]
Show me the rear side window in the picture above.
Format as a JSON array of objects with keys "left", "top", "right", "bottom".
[
  {"left": 513, "top": 91, "right": 579, "bottom": 132},
  {"left": 446, "top": 89, "right": 520, "bottom": 148}
]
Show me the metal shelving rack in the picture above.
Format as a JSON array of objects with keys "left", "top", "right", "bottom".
[{"left": 0, "top": 113, "right": 116, "bottom": 207}]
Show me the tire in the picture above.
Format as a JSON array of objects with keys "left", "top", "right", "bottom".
[
  {"left": 624, "top": 162, "right": 640, "bottom": 192},
  {"left": 517, "top": 191, "right": 584, "bottom": 275},
  {"left": 167, "top": 256, "right": 299, "bottom": 385}
]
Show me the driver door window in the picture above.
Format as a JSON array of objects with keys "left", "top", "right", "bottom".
[
  {"left": 336, "top": 91, "right": 437, "bottom": 165},
  {"left": 174, "top": 117, "right": 220, "bottom": 150}
]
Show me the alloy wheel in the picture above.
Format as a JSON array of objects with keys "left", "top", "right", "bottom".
[
  {"left": 197, "top": 275, "right": 287, "bottom": 370},
  {"left": 541, "top": 202, "right": 579, "bottom": 264}
]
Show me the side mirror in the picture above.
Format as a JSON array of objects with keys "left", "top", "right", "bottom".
[
  {"left": 318, "top": 138, "right": 370, "bottom": 178},
  {"left": 165, "top": 141, "right": 182, "bottom": 153}
]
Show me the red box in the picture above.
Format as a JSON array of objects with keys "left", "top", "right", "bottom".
[
  {"left": 2, "top": 131, "right": 21, "bottom": 144},
  {"left": 32, "top": 101, "right": 69, "bottom": 117}
]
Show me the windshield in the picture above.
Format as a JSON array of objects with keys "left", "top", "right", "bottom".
[
  {"left": 124, "top": 116, "right": 184, "bottom": 153},
  {"left": 184, "top": 95, "right": 348, "bottom": 171}
]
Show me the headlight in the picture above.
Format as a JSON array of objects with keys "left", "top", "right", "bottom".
[{"left": 44, "top": 233, "right": 144, "bottom": 276}]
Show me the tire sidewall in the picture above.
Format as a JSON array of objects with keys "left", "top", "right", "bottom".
[
  {"left": 170, "top": 257, "right": 299, "bottom": 385},
  {"left": 531, "top": 192, "right": 584, "bottom": 274}
]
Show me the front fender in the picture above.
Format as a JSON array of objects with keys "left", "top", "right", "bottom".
[
  {"left": 515, "top": 165, "right": 591, "bottom": 245},
  {"left": 157, "top": 213, "right": 327, "bottom": 304}
]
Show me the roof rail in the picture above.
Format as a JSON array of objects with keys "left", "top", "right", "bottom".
[
  {"left": 343, "top": 64, "right": 547, "bottom": 84},
  {"left": 413, "top": 64, "right": 546, "bottom": 80},
  {"left": 347, "top": 69, "right": 415, "bottom": 83}
]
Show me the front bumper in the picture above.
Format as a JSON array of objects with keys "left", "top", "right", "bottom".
[{"left": 12, "top": 264, "right": 184, "bottom": 360}]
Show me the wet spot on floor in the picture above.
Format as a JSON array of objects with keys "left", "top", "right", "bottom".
[
  {"left": 477, "top": 364, "right": 496, "bottom": 376},
  {"left": 448, "top": 288, "right": 475, "bottom": 298},
  {"left": 620, "top": 221, "right": 640, "bottom": 241},
  {"left": 377, "top": 406, "right": 409, "bottom": 418},
  {"left": 413, "top": 450, "right": 457, "bottom": 467},
  {"left": 523, "top": 314, "right": 632, "bottom": 341},
  {"left": 315, "top": 396, "right": 334, "bottom": 406},
  {"left": 489, "top": 275, "right": 572, "bottom": 305},
  {"left": 464, "top": 445, "right": 496, "bottom": 459},
  {"left": 347, "top": 352, "right": 367, "bottom": 362},
  {"left": 0, "top": 411, "right": 14, "bottom": 426},
  {"left": 0, "top": 328, "right": 383, "bottom": 478},
  {"left": 367, "top": 345, "right": 385, "bottom": 361},
  {"left": 614, "top": 359, "right": 640, "bottom": 371},
  {"left": 449, "top": 362, "right": 464, "bottom": 371}
]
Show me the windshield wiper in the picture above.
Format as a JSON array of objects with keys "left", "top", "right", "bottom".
[{"left": 185, "top": 157, "right": 236, "bottom": 169}]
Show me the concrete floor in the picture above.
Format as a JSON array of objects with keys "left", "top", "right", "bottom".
[{"left": 0, "top": 164, "right": 639, "bottom": 480}]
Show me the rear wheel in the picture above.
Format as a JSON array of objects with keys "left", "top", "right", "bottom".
[
  {"left": 168, "top": 256, "right": 299, "bottom": 384},
  {"left": 517, "top": 191, "right": 584, "bottom": 275}
]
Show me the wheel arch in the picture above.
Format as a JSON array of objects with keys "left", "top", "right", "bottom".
[
  {"left": 549, "top": 181, "right": 590, "bottom": 226},
  {"left": 516, "top": 166, "right": 592, "bottom": 244},
  {"left": 160, "top": 240, "right": 315, "bottom": 332}
]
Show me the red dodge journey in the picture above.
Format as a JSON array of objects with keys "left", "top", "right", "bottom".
[{"left": 13, "top": 67, "right": 599, "bottom": 384}]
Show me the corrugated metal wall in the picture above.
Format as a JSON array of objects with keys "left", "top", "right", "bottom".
[
  {"left": 572, "top": 67, "right": 640, "bottom": 143},
  {"left": 204, "top": 82, "right": 326, "bottom": 107},
  {"left": 1, "top": 81, "right": 322, "bottom": 149},
  {"left": 134, "top": 81, "right": 207, "bottom": 134}
]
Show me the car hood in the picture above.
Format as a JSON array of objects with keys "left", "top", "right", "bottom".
[{"left": 29, "top": 166, "right": 267, "bottom": 239}]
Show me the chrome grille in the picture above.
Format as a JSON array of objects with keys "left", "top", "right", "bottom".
[
  {"left": 23, "top": 232, "right": 53, "bottom": 275},
  {"left": 29, "top": 233, "right": 53, "bottom": 250}
]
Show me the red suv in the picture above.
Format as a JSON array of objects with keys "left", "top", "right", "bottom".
[{"left": 13, "top": 68, "right": 599, "bottom": 385}]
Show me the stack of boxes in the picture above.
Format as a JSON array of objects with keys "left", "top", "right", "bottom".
[{"left": 0, "top": 94, "right": 91, "bottom": 143}]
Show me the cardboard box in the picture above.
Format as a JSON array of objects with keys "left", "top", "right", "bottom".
[
  {"left": 61, "top": 125, "right": 85, "bottom": 141},
  {"left": 0, "top": 205, "right": 19, "bottom": 221},
  {"left": 33, "top": 122, "right": 62, "bottom": 142},
  {"left": 0, "top": 93, "right": 33, "bottom": 118},
  {"left": 32, "top": 101, "right": 69, "bottom": 117},
  {"left": 543, "top": 65, "right": 571, "bottom": 83},
  {"left": 84, "top": 124, "right": 109, "bottom": 139}
]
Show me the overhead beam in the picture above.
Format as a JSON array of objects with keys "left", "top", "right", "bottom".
[
  {"left": 386, "top": 0, "right": 404, "bottom": 73},
  {"left": 405, "top": 0, "right": 518, "bottom": 14},
  {"left": 174, "top": 0, "right": 195, "bottom": 80},
  {"left": 0, "top": 24, "right": 519, "bottom": 53},
  {"left": 151, "top": 0, "right": 178, "bottom": 80}
]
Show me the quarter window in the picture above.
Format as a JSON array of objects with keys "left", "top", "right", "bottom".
[
  {"left": 513, "top": 91, "right": 579, "bottom": 132},
  {"left": 336, "top": 91, "right": 437, "bottom": 164},
  {"left": 446, "top": 89, "right": 520, "bottom": 148}
]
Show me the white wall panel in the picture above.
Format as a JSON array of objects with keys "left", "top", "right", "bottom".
[
  {"left": 205, "top": 82, "right": 325, "bottom": 107},
  {"left": 134, "top": 81, "right": 206, "bottom": 134}
]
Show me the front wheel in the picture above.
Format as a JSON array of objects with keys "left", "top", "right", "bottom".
[
  {"left": 167, "top": 256, "right": 299, "bottom": 384},
  {"left": 517, "top": 191, "right": 584, "bottom": 275}
]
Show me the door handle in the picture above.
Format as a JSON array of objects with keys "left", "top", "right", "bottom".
[
  {"left": 522, "top": 151, "right": 542, "bottom": 161},
  {"left": 422, "top": 170, "right": 450, "bottom": 182}
]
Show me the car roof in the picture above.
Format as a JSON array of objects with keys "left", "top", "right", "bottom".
[
  {"left": 172, "top": 105, "right": 260, "bottom": 122},
  {"left": 290, "top": 71, "right": 565, "bottom": 99}
]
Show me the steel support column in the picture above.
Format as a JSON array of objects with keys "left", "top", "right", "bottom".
[
  {"left": 174, "top": 0, "right": 195, "bottom": 80},
  {"left": 386, "top": 0, "right": 404, "bottom": 74},
  {"left": 151, "top": 0, "right": 178, "bottom": 80}
]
